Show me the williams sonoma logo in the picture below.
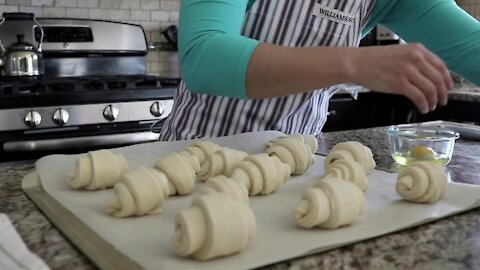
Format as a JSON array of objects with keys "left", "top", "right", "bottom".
[{"left": 313, "top": 3, "right": 355, "bottom": 25}]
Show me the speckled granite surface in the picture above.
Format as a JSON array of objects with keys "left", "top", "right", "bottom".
[
  {"left": 338, "top": 86, "right": 480, "bottom": 103},
  {"left": 448, "top": 91, "right": 480, "bottom": 103},
  {"left": 1, "top": 125, "right": 480, "bottom": 270}
]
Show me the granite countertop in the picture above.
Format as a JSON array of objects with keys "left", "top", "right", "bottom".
[
  {"left": 336, "top": 85, "right": 480, "bottom": 103},
  {"left": 1, "top": 126, "right": 480, "bottom": 270}
]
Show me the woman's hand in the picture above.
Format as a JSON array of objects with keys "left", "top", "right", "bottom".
[{"left": 348, "top": 44, "right": 453, "bottom": 114}]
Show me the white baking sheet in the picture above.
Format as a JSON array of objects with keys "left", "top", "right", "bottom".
[{"left": 34, "top": 131, "right": 480, "bottom": 270}]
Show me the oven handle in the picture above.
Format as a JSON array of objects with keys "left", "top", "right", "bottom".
[{"left": 3, "top": 132, "right": 160, "bottom": 152}]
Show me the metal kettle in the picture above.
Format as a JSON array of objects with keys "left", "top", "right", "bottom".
[{"left": 0, "top": 12, "right": 44, "bottom": 76}]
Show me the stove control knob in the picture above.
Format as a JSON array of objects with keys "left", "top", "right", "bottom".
[
  {"left": 53, "top": 108, "right": 69, "bottom": 126},
  {"left": 103, "top": 105, "right": 119, "bottom": 121},
  {"left": 150, "top": 101, "right": 165, "bottom": 117},
  {"left": 24, "top": 111, "right": 42, "bottom": 128}
]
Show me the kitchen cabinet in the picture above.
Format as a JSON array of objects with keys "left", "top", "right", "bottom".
[
  {"left": 416, "top": 99, "right": 480, "bottom": 125},
  {"left": 322, "top": 93, "right": 372, "bottom": 132},
  {"left": 323, "top": 92, "right": 413, "bottom": 132},
  {"left": 324, "top": 92, "right": 480, "bottom": 131}
]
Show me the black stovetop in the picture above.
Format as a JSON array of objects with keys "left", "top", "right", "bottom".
[{"left": 0, "top": 75, "right": 179, "bottom": 109}]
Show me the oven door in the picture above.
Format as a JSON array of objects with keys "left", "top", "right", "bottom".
[{"left": 0, "top": 120, "right": 163, "bottom": 162}]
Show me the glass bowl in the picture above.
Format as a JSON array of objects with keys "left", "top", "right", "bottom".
[{"left": 386, "top": 124, "right": 459, "bottom": 166}]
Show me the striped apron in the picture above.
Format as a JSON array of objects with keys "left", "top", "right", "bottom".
[{"left": 159, "top": 0, "right": 376, "bottom": 141}]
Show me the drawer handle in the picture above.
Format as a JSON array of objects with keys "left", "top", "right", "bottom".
[{"left": 327, "top": 110, "right": 337, "bottom": 117}]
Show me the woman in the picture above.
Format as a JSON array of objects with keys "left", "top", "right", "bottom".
[{"left": 160, "top": 0, "right": 480, "bottom": 141}]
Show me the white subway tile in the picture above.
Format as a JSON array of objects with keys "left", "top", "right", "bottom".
[
  {"left": 88, "top": 8, "right": 110, "bottom": 20},
  {"left": 126, "top": 20, "right": 141, "bottom": 25},
  {"left": 43, "top": 7, "right": 66, "bottom": 17},
  {"left": 19, "top": 6, "right": 43, "bottom": 16},
  {"left": 169, "top": 60, "right": 179, "bottom": 71},
  {"left": 145, "top": 31, "right": 153, "bottom": 42},
  {"left": 140, "top": 0, "right": 159, "bottom": 10},
  {"left": 161, "top": 52, "right": 175, "bottom": 61},
  {"left": 160, "top": 21, "right": 173, "bottom": 28},
  {"left": 0, "top": 5, "right": 19, "bottom": 12},
  {"left": 6, "top": 0, "right": 30, "bottom": 5},
  {"left": 150, "top": 31, "right": 165, "bottom": 42},
  {"left": 151, "top": 10, "right": 169, "bottom": 21},
  {"left": 131, "top": 10, "right": 150, "bottom": 20},
  {"left": 66, "top": 7, "right": 89, "bottom": 18},
  {"left": 141, "top": 21, "right": 160, "bottom": 32},
  {"left": 54, "top": 0, "right": 76, "bottom": 7},
  {"left": 169, "top": 11, "right": 179, "bottom": 21},
  {"left": 77, "top": 0, "right": 98, "bottom": 8},
  {"left": 160, "top": 1, "right": 179, "bottom": 11},
  {"left": 167, "top": 52, "right": 179, "bottom": 61},
  {"left": 158, "top": 51, "right": 172, "bottom": 62},
  {"left": 110, "top": 9, "right": 130, "bottom": 21},
  {"left": 146, "top": 51, "right": 160, "bottom": 62},
  {"left": 149, "top": 61, "right": 170, "bottom": 73},
  {"left": 31, "top": 0, "right": 53, "bottom": 6},
  {"left": 120, "top": 0, "right": 139, "bottom": 9},
  {"left": 99, "top": 0, "right": 120, "bottom": 9}
]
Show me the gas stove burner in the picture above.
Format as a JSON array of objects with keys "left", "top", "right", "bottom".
[
  {"left": 0, "top": 75, "right": 181, "bottom": 94},
  {"left": 0, "top": 75, "right": 180, "bottom": 109},
  {"left": 84, "top": 81, "right": 105, "bottom": 91},
  {"left": 48, "top": 82, "right": 76, "bottom": 92},
  {"left": 106, "top": 81, "right": 127, "bottom": 90}
]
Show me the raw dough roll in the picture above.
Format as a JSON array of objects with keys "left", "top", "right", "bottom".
[
  {"left": 265, "top": 136, "right": 315, "bottom": 175},
  {"left": 67, "top": 149, "right": 129, "bottom": 190},
  {"left": 105, "top": 167, "right": 170, "bottom": 218},
  {"left": 230, "top": 153, "right": 291, "bottom": 196},
  {"left": 198, "top": 148, "right": 248, "bottom": 182},
  {"left": 325, "top": 141, "right": 376, "bottom": 173},
  {"left": 266, "top": 134, "right": 318, "bottom": 154},
  {"left": 396, "top": 161, "right": 447, "bottom": 203},
  {"left": 154, "top": 153, "right": 200, "bottom": 196},
  {"left": 180, "top": 141, "right": 222, "bottom": 165},
  {"left": 325, "top": 159, "right": 368, "bottom": 192},
  {"left": 294, "top": 177, "right": 365, "bottom": 229},
  {"left": 199, "top": 175, "right": 249, "bottom": 204},
  {"left": 172, "top": 193, "right": 256, "bottom": 260}
]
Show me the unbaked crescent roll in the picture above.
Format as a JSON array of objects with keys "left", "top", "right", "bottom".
[
  {"left": 154, "top": 153, "right": 200, "bottom": 195},
  {"left": 396, "top": 161, "right": 447, "bottom": 203},
  {"left": 172, "top": 193, "right": 256, "bottom": 261},
  {"left": 180, "top": 141, "right": 222, "bottom": 165},
  {"left": 325, "top": 159, "right": 368, "bottom": 192},
  {"left": 325, "top": 141, "right": 376, "bottom": 173},
  {"left": 294, "top": 177, "right": 365, "bottom": 229},
  {"left": 199, "top": 175, "right": 249, "bottom": 204},
  {"left": 67, "top": 149, "right": 129, "bottom": 190},
  {"left": 105, "top": 167, "right": 170, "bottom": 218},
  {"left": 265, "top": 136, "right": 315, "bottom": 175},
  {"left": 230, "top": 153, "right": 291, "bottom": 196},
  {"left": 198, "top": 148, "right": 248, "bottom": 182},
  {"left": 266, "top": 134, "right": 318, "bottom": 154}
]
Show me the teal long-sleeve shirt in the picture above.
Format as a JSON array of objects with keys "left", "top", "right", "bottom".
[{"left": 179, "top": 0, "right": 480, "bottom": 99}]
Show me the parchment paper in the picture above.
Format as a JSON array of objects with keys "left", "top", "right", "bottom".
[{"left": 34, "top": 131, "right": 480, "bottom": 270}]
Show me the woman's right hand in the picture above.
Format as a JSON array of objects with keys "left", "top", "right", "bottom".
[{"left": 348, "top": 44, "right": 453, "bottom": 114}]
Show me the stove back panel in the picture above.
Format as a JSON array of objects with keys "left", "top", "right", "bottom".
[{"left": 44, "top": 56, "right": 146, "bottom": 77}]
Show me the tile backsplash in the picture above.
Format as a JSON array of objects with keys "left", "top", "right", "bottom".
[
  {"left": 0, "top": 0, "right": 180, "bottom": 77},
  {"left": 456, "top": 0, "right": 480, "bottom": 19}
]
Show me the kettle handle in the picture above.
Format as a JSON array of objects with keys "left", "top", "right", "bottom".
[
  {"left": 33, "top": 17, "right": 44, "bottom": 52},
  {"left": 2, "top": 12, "right": 35, "bottom": 21},
  {"left": 0, "top": 12, "right": 44, "bottom": 52}
]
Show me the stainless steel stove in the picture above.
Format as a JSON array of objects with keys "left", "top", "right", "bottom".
[{"left": 0, "top": 15, "right": 179, "bottom": 162}]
